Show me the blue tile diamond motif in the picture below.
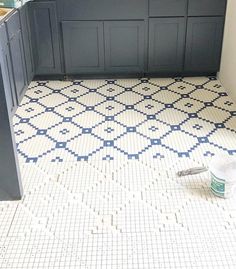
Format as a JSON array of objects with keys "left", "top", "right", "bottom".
[
  {"left": 172, "top": 125, "right": 181, "bottom": 131},
  {"left": 37, "top": 130, "right": 47, "bottom": 135},
  {"left": 127, "top": 127, "right": 136, "bottom": 132},
  {"left": 60, "top": 129, "right": 70, "bottom": 135},
  {"left": 104, "top": 141, "right": 114, "bottom": 147},
  {"left": 105, "top": 116, "right": 115, "bottom": 121},
  {"left": 215, "top": 123, "right": 225, "bottom": 129},
  {"left": 63, "top": 117, "right": 73, "bottom": 122},
  {"left": 104, "top": 127, "right": 114, "bottom": 134},
  {"left": 151, "top": 139, "right": 161, "bottom": 145},
  {"left": 20, "top": 118, "right": 30, "bottom": 123},
  {"left": 56, "top": 142, "right": 67, "bottom": 148},
  {"left": 14, "top": 77, "right": 236, "bottom": 163},
  {"left": 147, "top": 115, "right": 156, "bottom": 120},
  {"left": 198, "top": 137, "right": 209, "bottom": 143},
  {"left": 82, "top": 128, "right": 92, "bottom": 134}
]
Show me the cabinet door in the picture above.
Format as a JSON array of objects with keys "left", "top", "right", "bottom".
[
  {"left": 104, "top": 21, "right": 145, "bottom": 73},
  {"left": 9, "top": 31, "right": 27, "bottom": 104},
  {"left": 19, "top": 4, "right": 34, "bottom": 84},
  {"left": 5, "top": 11, "right": 27, "bottom": 104},
  {"left": 0, "top": 24, "right": 17, "bottom": 114},
  {"left": 29, "top": 2, "right": 61, "bottom": 75},
  {"left": 62, "top": 21, "right": 104, "bottom": 74},
  {"left": 184, "top": 17, "right": 224, "bottom": 73},
  {"left": 148, "top": 18, "right": 185, "bottom": 73},
  {"left": 149, "top": 0, "right": 187, "bottom": 17},
  {"left": 0, "top": 48, "right": 17, "bottom": 114},
  {"left": 188, "top": 0, "right": 227, "bottom": 16}
]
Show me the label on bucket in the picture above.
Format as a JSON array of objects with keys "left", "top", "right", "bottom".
[{"left": 211, "top": 173, "right": 225, "bottom": 198}]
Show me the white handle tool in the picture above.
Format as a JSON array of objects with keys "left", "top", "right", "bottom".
[{"left": 177, "top": 167, "right": 208, "bottom": 177}]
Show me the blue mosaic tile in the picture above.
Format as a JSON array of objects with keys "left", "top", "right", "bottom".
[{"left": 14, "top": 77, "right": 236, "bottom": 163}]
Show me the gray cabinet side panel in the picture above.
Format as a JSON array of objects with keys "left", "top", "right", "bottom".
[
  {"left": 0, "top": 66, "right": 22, "bottom": 200},
  {"left": 104, "top": 21, "right": 145, "bottom": 73},
  {"left": 62, "top": 21, "right": 104, "bottom": 74},
  {"left": 148, "top": 18, "right": 185, "bottom": 73},
  {"left": 29, "top": 2, "right": 61, "bottom": 75},
  {"left": 184, "top": 17, "right": 224, "bottom": 72}
]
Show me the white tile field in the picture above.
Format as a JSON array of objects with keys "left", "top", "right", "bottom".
[{"left": 1, "top": 77, "right": 236, "bottom": 268}]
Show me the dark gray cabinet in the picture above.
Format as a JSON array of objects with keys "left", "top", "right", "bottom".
[
  {"left": 29, "top": 1, "right": 61, "bottom": 75},
  {"left": 5, "top": 11, "right": 27, "bottom": 104},
  {"left": 62, "top": 21, "right": 105, "bottom": 74},
  {"left": 0, "top": 23, "right": 17, "bottom": 114},
  {"left": 184, "top": 17, "right": 224, "bottom": 73},
  {"left": 188, "top": 0, "right": 227, "bottom": 16},
  {"left": 0, "top": 0, "right": 228, "bottom": 81},
  {"left": 148, "top": 18, "right": 185, "bottom": 73},
  {"left": 149, "top": 0, "right": 188, "bottom": 17},
  {"left": 19, "top": 4, "right": 34, "bottom": 84},
  {"left": 31, "top": 0, "right": 226, "bottom": 77},
  {"left": 62, "top": 20, "right": 145, "bottom": 75},
  {"left": 104, "top": 21, "right": 145, "bottom": 73}
]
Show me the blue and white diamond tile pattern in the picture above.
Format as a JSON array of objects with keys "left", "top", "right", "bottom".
[
  {"left": 0, "top": 77, "right": 236, "bottom": 268},
  {"left": 13, "top": 77, "right": 236, "bottom": 164}
]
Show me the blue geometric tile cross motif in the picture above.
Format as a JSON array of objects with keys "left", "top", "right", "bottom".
[{"left": 14, "top": 77, "right": 236, "bottom": 163}]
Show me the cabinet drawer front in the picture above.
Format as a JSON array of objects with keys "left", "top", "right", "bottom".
[
  {"left": 59, "top": 0, "right": 147, "bottom": 20},
  {"left": 148, "top": 18, "right": 185, "bottom": 73},
  {"left": 62, "top": 21, "right": 105, "bottom": 74},
  {"left": 188, "top": 0, "right": 227, "bottom": 16},
  {"left": 5, "top": 11, "right": 20, "bottom": 39},
  {"left": 104, "top": 21, "right": 145, "bottom": 73},
  {"left": 149, "top": 0, "right": 187, "bottom": 17},
  {"left": 185, "top": 17, "right": 224, "bottom": 72}
]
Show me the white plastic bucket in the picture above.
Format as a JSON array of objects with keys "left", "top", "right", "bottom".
[{"left": 209, "top": 155, "right": 236, "bottom": 199}]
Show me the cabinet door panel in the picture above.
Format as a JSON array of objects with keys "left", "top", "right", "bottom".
[
  {"left": 9, "top": 32, "right": 27, "bottom": 103},
  {"left": 104, "top": 21, "right": 145, "bottom": 73},
  {"left": 1, "top": 50, "right": 17, "bottom": 113},
  {"left": 149, "top": 0, "right": 187, "bottom": 17},
  {"left": 185, "top": 17, "right": 224, "bottom": 73},
  {"left": 29, "top": 2, "right": 61, "bottom": 75},
  {"left": 19, "top": 4, "right": 34, "bottom": 83},
  {"left": 188, "top": 0, "right": 226, "bottom": 16},
  {"left": 148, "top": 18, "right": 185, "bottom": 73},
  {"left": 5, "top": 10, "right": 27, "bottom": 104},
  {"left": 62, "top": 21, "right": 104, "bottom": 74}
]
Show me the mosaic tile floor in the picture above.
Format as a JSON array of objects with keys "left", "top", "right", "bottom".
[{"left": 1, "top": 77, "right": 236, "bottom": 268}]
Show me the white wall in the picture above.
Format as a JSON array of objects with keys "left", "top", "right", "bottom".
[{"left": 218, "top": 0, "right": 236, "bottom": 101}]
